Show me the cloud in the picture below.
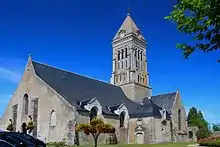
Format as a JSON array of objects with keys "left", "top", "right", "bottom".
[
  {"left": 0, "top": 58, "right": 25, "bottom": 83},
  {"left": 202, "top": 110, "right": 219, "bottom": 124},
  {"left": 0, "top": 67, "right": 22, "bottom": 83},
  {"left": 0, "top": 94, "right": 12, "bottom": 117},
  {"left": 185, "top": 106, "right": 219, "bottom": 124}
]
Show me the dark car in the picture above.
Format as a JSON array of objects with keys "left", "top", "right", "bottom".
[
  {"left": 0, "top": 139, "right": 17, "bottom": 147},
  {"left": 0, "top": 134, "right": 31, "bottom": 147},
  {"left": 11, "top": 132, "right": 46, "bottom": 147},
  {"left": 0, "top": 132, "right": 36, "bottom": 147}
]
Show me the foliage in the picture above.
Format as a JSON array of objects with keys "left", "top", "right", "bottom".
[
  {"left": 165, "top": 0, "right": 220, "bottom": 62},
  {"left": 46, "top": 141, "right": 66, "bottom": 147},
  {"left": 6, "top": 119, "right": 13, "bottom": 132},
  {"left": 187, "top": 107, "right": 198, "bottom": 127},
  {"left": 6, "top": 124, "right": 13, "bottom": 132},
  {"left": 27, "top": 120, "right": 34, "bottom": 132},
  {"left": 76, "top": 118, "right": 115, "bottom": 147},
  {"left": 187, "top": 107, "right": 211, "bottom": 139},
  {"left": 198, "top": 136, "right": 220, "bottom": 146},
  {"left": 213, "top": 124, "right": 220, "bottom": 131}
]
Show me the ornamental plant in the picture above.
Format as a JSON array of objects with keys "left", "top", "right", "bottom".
[
  {"left": 76, "top": 118, "right": 115, "bottom": 147},
  {"left": 27, "top": 116, "right": 34, "bottom": 134},
  {"left": 6, "top": 119, "right": 13, "bottom": 132}
]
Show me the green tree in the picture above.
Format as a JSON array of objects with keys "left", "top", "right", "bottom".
[
  {"left": 196, "top": 111, "right": 211, "bottom": 139},
  {"left": 187, "top": 107, "right": 198, "bottom": 127},
  {"left": 212, "top": 124, "right": 220, "bottom": 131},
  {"left": 165, "top": 0, "right": 220, "bottom": 62},
  {"left": 187, "top": 107, "right": 211, "bottom": 139},
  {"left": 76, "top": 118, "right": 115, "bottom": 147}
]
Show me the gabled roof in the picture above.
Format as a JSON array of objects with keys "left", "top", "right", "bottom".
[
  {"left": 113, "top": 14, "right": 145, "bottom": 40},
  {"left": 32, "top": 61, "right": 139, "bottom": 115},
  {"left": 130, "top": 99, "right": 162, "bottom": 118},
  {"left": 31, "top": 60, "right": 176, "bottom": 118},
  {"left": 151, "top": 92, "right": 177, "bottom": 114}
]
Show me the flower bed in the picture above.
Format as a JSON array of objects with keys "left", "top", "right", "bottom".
[{"left": 198, "top": 137, "right": 220, "bottom": 146}]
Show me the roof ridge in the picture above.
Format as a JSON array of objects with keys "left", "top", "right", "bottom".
[
  {"left": 152, "top": 91, "right": 176, "bottom": 97},
  {"left": 32, "top": 60, "right": 118, "bottom": 88}
]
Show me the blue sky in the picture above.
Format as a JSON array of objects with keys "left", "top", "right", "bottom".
[{"left": 0, "top": 0, "right": 219, "bottom": 123}]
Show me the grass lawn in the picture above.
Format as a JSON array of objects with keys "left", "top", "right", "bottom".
[{"left": 79, "top": 142, "right": 196, "bottom": 147}]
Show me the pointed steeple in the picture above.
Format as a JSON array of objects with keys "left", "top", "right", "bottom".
[{"left": 113, "top": 14, "right": 145, "bottom": 41}]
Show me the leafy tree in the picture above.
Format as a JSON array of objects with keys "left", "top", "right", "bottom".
[
  {"left": 165, "top": 0, "right": 220, "bottom": 62},
  {"left": 187, "top": 107, "right": 211, "bottom": 139},
  {"left": 212, "top": 124, "right": 220, "bottom": 131},
  {"left": 187, "top": 107, "right": 198, "bottom": 127},
  {"left": 76, "top": 118, "right": 115, "bottom": 147}
]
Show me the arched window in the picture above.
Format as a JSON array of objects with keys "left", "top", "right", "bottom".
[
  {"left": 140, "top": 51, "right": 143, "bottom": 61},
  {"left": 50, "top": 110, "right": 56, "bottom": 127},
  {"left": 178, "top": 109, "right": 181, "bottom": 130},
  {"left": 120, "top": 111, "right": 125, "bottom": 128},
  {"left": 121, "top": 49, "right": 124, "bottom": 59},
  {"left": 90, "top": 107, "right": 98, "bottom": 121},
  {"left": 137, "top": 50, "right": 140, "bottom": 59},
  {"left": 189, "top": 131, "right": 193, "bottom": 139},
  {"left": 125, "top": 48, "right": 128, "bottom": 58},
  {"left": 122, "top": 61, "right": 123, "bottom": 68},
  {"left": 118, "top": 51, "right": 120, "bottom": 61},
  {"left": 23, "top": 94, "right": 29, "bottom": 115}
]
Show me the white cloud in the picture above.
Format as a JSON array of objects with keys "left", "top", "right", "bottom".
[
  {"left": 185, "top": 106, "right": 219, "bottom": 124},
  {"left": 0, "top": 67, "right": 22, "bottom": 83},
  {"left": 0, "top": 58, "right": 25, "bottom": 83},
  {"left": 0, "top": 94, "right": 12, "bottom": 117},
  {"left": 202, "top": 110, "right": 219, "bottom": 124}
]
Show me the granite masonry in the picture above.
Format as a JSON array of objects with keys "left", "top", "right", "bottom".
[{"left": 0, "top": 13, "right": 196, "bottom": 145}]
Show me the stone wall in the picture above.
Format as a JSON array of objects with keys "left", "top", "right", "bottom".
[
  {"left": 128, "top": 117, "right": 155, "bottom": 144},
  {"left": 171, "top": 91, "right": 188, "bottom": 142},
  {"left": 0, "top": 59, "right": 76, "bottom": 143}
]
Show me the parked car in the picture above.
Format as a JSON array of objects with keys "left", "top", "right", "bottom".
[
  {"left": 0, "top": 132, "right": 36, "bottom": 147},
  {"left": 0, "top": 139, "right": 16, "bottom": 147},
  {"left": 9, "top": 132, "right": 46, "bottom": 147},
  {"left": 0, "top": 132, "right": 46, "bottom": 147}
]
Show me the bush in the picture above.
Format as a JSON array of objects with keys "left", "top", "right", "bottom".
[
  {"left": 46, "top": 141, "right": 66, "bottom": 147},
  {"left": 198, "top": 137, "right": 220, "bottom": 146}
]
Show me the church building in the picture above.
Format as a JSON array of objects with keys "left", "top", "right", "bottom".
[{"left": 0, "top": 13, "right": 195, "bottom": 145}]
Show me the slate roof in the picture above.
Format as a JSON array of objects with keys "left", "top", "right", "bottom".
[
  {"left": 130, "top": 99, "right": 162, "bottom": 118},
  {"left": 32, "top": 60, "right": 176, "bottom": 118},
  {"left": 32, "top": 61, "right": 139, "bottom": 115},
  {"left": 113, "top": 14, "right": 145, "bottom": 40},
  {"left": 151, "top": 92, "right": 177, "bottom": 114}
]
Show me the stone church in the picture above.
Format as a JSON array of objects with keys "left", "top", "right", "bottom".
[{"left": 0, "top": 14, "right": 196, "bottom": 145}]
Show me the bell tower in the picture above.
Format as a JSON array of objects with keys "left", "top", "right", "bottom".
[{"left": 110, "top": 13, "right": 152, "bottom": 101}]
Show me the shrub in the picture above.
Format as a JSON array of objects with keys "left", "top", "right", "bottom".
[
  {"left": 198, "top": 137, "right": 220, "bottom": 146},
  {"left": 46, "top": 141, "right": 66, "bottom": 147}
]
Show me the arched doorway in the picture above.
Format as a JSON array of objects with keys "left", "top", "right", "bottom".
[
  {"left": 21, "top": 123, "right": 27, "bottom": 134},
  {"left": 136, "top": 132, "right": 144, "bottom": 144},
  {"left": 119, "top": 111, "right": 125, "bottom": 128},
  {"left": 90, "top": 107, "right": 98, "bottom": 121},
  {"left": 189, "top": 131, "right": 193, "bottom": 139}
]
